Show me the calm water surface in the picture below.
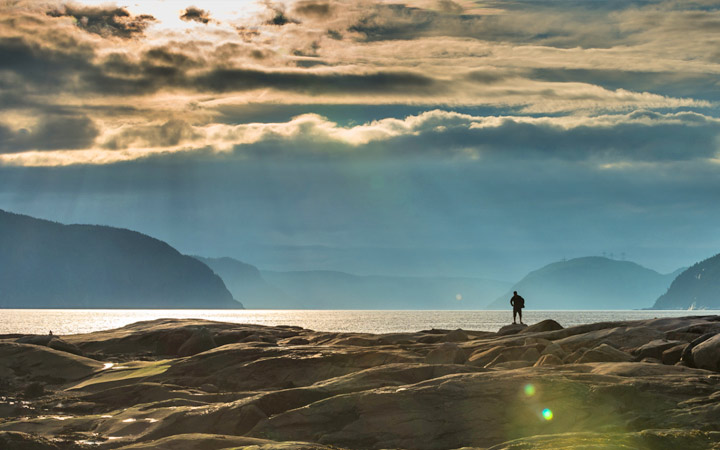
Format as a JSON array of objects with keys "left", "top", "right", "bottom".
[{"left": 1, "top": 309, "right": 718, "bottom": 335}]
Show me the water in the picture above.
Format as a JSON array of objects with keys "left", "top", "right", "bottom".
[{"left": 1, "top": 309, "right": 718, "bottom": 335}]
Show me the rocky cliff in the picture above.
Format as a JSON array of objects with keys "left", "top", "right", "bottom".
[
  {"left": 654, "top": 253, "right": 720, "bottom": 309},
  {"left": 0, "top": 209, "right": 241, "bottom": 308}
]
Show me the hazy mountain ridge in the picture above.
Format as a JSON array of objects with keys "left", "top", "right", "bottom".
[
  {"left": 0, "top": 209, "right": 241, "bottom": 309},
  {"left": 262, "top": 270, "right": 513, "bottom": 309},
  {"left": 194, "top": 256, "right": 289, "bottom": 307},
  {"left": 486, "top": 256, "right": 678, "bottom": 310},
  {"left": 199, "top": 256, "right": 512, "bottom": 309},
  {"left": 653, "top": 253, "right": 720, "bottom": 309}
]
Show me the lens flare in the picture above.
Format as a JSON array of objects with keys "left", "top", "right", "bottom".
[
  {"left": 542, "top": 408, "right": 553, "bottom": 420},
  {"left": 524, "top": 384, "right": 536, "bottom": 396}
]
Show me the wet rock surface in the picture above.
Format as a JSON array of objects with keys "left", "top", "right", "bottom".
[{"left": 1, "top": 316, "right": 720, "bottom": 449}]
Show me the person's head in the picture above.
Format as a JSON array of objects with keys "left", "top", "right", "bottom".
[{"left": 514, "top": 291, "right": 517, "bottom": 295}]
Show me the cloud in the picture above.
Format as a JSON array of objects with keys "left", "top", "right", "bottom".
[
  {"left": 191, "top": 67, "right": 438, "bottom": 94},
  {"left": 47, "top": 4, "right": 156, "bottom": 38},
  {"left": 2, "top": 109, "right": 718, "bottom": 166},
  {"left": 0, "top": 114, "right": 99, "bottom": 153},
  {"left": 263, "top": 1, "right": 299, "bottom": 26},
  {"left": 0, "top": 0, "right": 718, "bottom": 170},
  {"left": 180, "top": 7, "right": 213, "bottom": 24},
  {"left": 293, "top": 1, "right": 335, "bottom": 18},
  {"left": 102, "top": 119, "right": 199, "bottom": 150},
  {"left": 1, "top": 0, "right": 717, "bottom": 116}
]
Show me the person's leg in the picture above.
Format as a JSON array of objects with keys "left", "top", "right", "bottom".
[
  {"left": 513, "top": 309, "right": 517, "bottom": 324},
  {"left": 519, "top": 309, "right": 523, "bottom": 324}
]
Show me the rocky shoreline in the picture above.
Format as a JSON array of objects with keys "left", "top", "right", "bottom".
[{"left": 2, "top": 316, "right": 720, "bottom": 449}]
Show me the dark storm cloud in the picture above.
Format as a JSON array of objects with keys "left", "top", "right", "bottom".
[
  {"left": 47, "top": 4, "right": 156, "bottom": 38},
  {"left": 103, "top": 119, "right": 199, "bottom": 149},
  {"left": 0, "top": 34, "right": 94, "bottom": 88},
  {"left": 263, "top": 2, "right": 299, "bottom": 26},
  {"left": 191, "top": 68, "right": 438, "bottom": 94},
  {"left": 180, "top": 7, "right": 212, "bottom": 24},
  {"left": 0, "top": 17, "right": 437, "bottom": 100},
  {"left": 344, "top": 3, "right": 630, "bottom": 48},
  {"left": 293, "top": 1, "right": 335, "bottom": 18},
  {"left": 465, "top": 70, "right": 509, "bottom": 84},
  {"left": 0, "top": 115, "right": 98, "bottom": 153}
]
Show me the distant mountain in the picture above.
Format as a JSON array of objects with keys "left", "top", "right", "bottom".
[
  {"left": 195, "top": 255, "right": 511, "bottom": 309},
  {"left": 0, "top": 209, "right": 241, "bottom": 309},
  {"left": 486, "top": 257, "right": 677, "bottom": 310},
  {"left": 653, "top": 253, "right": 720, "bottom": 309},
  {"left": 260, "top": 269, "right": 511, "bottom": 309},
  {"left": 194, "top": 256, "right": 289, "bottom": 307}
]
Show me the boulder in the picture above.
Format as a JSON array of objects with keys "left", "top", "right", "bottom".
[
  {"left": 467, "top": 347, "right": 503, "bottom": 367},
  {"left": 417, "top": 335, "right": 443, "bottom": 344},
  {"left": 155, "top": 331, "right": 193, "bottom": 356},
  {"left": 681, "top": 332, "right": 717, "bottom": 367},
  {"left": 524, "top": 337, "right": 552, "bottom": 348},
  {"left": 521, "top": 319, "right": 563, "bottom": 333},
  {"left": 576, "top": 344, "right": 632, "bottom": 363},
  {"left": 661, "top": 344, "right": 687, "bottom": 365},
  {"left": 485, "top": 353, "right": 509, "bottom": 368},
  {"left": 563, "top": 347, "right": 588, "bottom": 364},
  {"left": 425, "top": 343, "right": 467, "bottom": 365},
  {"left": 497, "top": 323, "right": 528, "bottom": 336},
  {"left": 177, "top": 328, "right": 217, "bottom": 357},
  {"left": 467, "top": 346, "right": 525, "bottom": 367},
  {"left": 23, "top": 382, "right": 45, "bottom": 399},
  {"left": 691, "top": 333, "right": 720, "bottom": 371},
  {"left": 492, "top": 361, "right": 533, "bottom": 370},
  {"left": 16, "top": 335, "right": 53, "bottom": 346},
  {"left": 520, "top": 347, "right": 540, "bottom": 363},
  {"left": 482, "top": 346, "right": 531, "bottom": 368},
  {"left": 47, "top": 338, "right": 84, "bottom": 356},
  {"left": 200, "top": 384, "right": 219, "bottom": 393},
  {"left": 0, "top": 342, "right": 104, "bottom": 383},
  {"left": 332, "top": 336, "right": 379, "bottom": 346},
  {"left": 240, "top": 334, "right": 265, "bottom": 343},
  {"left": 16, "top": 335, "right": 84, "bottom": 356},
  {"left": 441, "top": 329, "right": 469, "bottom": 343},
  {"left": 283, "top": 337, "right": 310, "bottom": 346},
  {"left": 556, "top": 326, "right": 663, "bottom": 352},
  {"left": 0, "top": 431, "right": 73, "bottom": 450},
  {"left": 633, "top": 339, "right": 684, "bottom": 361},
  {"left": 534, "top": 354, "right": 563, "bottom": 367},
  {"left": 541, "top": 342, "right": 567, "bottom": 359}
]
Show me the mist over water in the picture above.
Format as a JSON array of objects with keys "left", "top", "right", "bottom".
[{"left": 2, "top": 309, "right": 717, "bottom": 335}]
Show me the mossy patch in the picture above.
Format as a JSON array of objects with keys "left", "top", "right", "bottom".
[{"left": 68, "top": 360, "right": 171, "bottom": 391}]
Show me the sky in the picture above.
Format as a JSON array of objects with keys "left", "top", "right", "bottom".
[{"left": 1, "top": 0, "right": 720, "bottom": 280}]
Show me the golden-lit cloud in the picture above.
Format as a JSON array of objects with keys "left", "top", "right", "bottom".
[
  {"left": 0, "top": 0, "right": 718, "bottom": 166},
  {"left": 2, "top": 109, "right": 718, "bottom": 166}
]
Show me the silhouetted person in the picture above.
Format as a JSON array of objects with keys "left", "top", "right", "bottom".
[{"left": 510, "top": 291, "right": 525, "bottom": 324}]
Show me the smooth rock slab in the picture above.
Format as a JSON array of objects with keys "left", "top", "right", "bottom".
[
  {"left": 692, "top": 333, "right": 720, "bottom": 371},
  {"left": 633, "top": 339, "right": 684, "bottom": 361},
  {"left": 248, "top": 365, "right": 719, "bottom": 450},
  {"left": 425, "top": 343, "right": 466, "bottom": 365},
  {"left": 497, "top": 324, "right": 528, "bottom": 336},
  {"left": 0, "top": 342, "right": 104, "bottom": 383},
  {"left": 576, "top": 343, "right": 632, "bottom": 363}
]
